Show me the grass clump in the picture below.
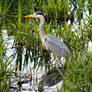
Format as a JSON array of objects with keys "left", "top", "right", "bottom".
[{"left": 58, "top": 51, "right": 92, "bottom": 92}]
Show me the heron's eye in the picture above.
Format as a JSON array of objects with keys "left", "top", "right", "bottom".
[{"left": 45, "top": 38, "right": 47, "bottom": 41}]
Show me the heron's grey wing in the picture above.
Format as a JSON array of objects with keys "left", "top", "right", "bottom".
[{"left": 44, "top": 34, "right": 70, "bottom": 57}]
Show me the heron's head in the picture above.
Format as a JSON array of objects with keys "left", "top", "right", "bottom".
[{"left": 24, "top": 11, "right": 45, "bottom": 21}]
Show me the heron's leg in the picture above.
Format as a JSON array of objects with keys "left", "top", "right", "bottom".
[
  {"left": 51, "top": 53, "right": 54, "bottom": 64},
  {"left": 54, "top": 56, "right": 56, "bottom": 65},
  {"left": 28, "top": 67, "right": 32, "bottom": 84},
  {"left": 51, "top": 53, "right": 57, "bottom": 67}
]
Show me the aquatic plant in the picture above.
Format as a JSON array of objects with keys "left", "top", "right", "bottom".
[
  {"left": 0, "top": 0, "right": 92, "bottom": 91},
  {"left": 0, "top": 31, "right": 16, "bottom": 91}
]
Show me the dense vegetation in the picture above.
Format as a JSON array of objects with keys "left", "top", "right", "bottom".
[{"left": 0, "top": 0, "right": 92, "bottom": 91}]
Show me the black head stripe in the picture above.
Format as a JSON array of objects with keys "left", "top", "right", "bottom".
[
  {"left": 35, "top": 11, "right": 47, "bottom": 21},
  {"left": 36, "top": 11, "right": 44, "bottom": 16}
]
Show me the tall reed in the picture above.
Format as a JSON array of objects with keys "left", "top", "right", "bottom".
[
  {"left": 18, "top": 0, "right": 22, "bottom": 31},
  {"left": 0, "top": 0, "right": 2, "bottom": 14},
  {"left": 0, "top": 31, "right": 16, "bottom": 91}
]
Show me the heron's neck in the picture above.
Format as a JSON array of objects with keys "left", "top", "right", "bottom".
[{"left": 39, "top": 17, "right": 45, "bottom": 41}]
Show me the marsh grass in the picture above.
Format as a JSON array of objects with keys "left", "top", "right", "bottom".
[
  {"left": 0, "top": 0, "right": 92, "bottom": 91},
  {"left": 0, "top": 31, "right": 16, "bottom": 91},
  {"left": 57, "top": 51, "right": 92, "bottom": 92},
  {"left": 18, "top": 0, "right": 22, "bottom": 31}
]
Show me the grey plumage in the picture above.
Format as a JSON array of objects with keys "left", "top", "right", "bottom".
[{"left": 44, "top": 34, "right": 70, "bottom": 57}]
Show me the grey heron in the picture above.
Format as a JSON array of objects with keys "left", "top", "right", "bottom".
[{"left": 24, "top": 12, "right": 70, "bottom": 65}]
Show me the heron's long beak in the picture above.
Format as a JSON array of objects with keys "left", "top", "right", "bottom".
[{"left": 24, "top": 14, "right": 37, "bottom": 18}]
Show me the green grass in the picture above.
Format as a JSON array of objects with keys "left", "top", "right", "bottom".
[
  {"left": 57, "top": 51, "right": 92, "bottom": 92},
  {"left": 0, "top": 0, "right": 92, "bottom": 91},
  {"left": 0, "top": 32, "right": 16, "bottom": 91}
]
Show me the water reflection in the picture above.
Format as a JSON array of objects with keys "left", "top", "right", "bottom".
[
  {"left": 3, "top": 29, "right": 64, "bottom": 91},
  {"left": 3, "top": 29, "right": 50, "bottom": 71}
]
